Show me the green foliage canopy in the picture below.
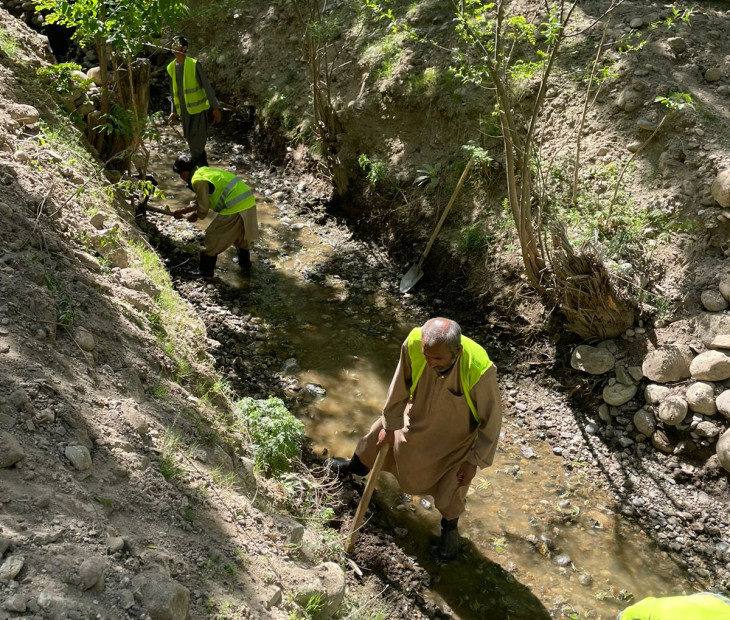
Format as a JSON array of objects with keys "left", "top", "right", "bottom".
[{"left": 33, "top": 0, "right": 187, "bottom": 56}]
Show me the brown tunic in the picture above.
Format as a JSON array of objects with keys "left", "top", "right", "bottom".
[
  {"left": 355, "top": 339, "right": 502, "bottom": 520},
  {"left": 193, "top": 179, "right": 258, "bottom": 256}
]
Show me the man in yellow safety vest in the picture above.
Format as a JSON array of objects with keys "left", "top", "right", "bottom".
[
  {"left": 618, "top": 592, "right": 730, "bottom": 619},
  {"left": 327, "top": 317, "right": 503, "bottom": 561},
  {"left": 172, "top": 153, "right": 258, "bottom": 278},
  {"left": 167, "top": 35, "right": 222, "bottom": 168}
]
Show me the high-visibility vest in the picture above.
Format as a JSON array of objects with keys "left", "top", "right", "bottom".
[
  {"left": 406, "top": 327, "right": 492, "bottom": 423},
  {"left": 167, "top": 57, "right": 210, "bottom": 116},
  {"left": 618, "top": 593, "right": 730, "bottom": 620},
  {"left": 190, "top": 167, "right": 256, "bottom": 215}
]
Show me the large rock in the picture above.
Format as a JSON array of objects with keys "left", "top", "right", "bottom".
[
  {"left": 271, "top": 514, "right": 304, "bottom": 545},
  {"left": 709, "top": 334, "right": 730, "bottom": 350},
  {"left": 118, "top": 367, "right": 145, "bottom": 401},
  {"left": 720, "top": 275, "right": 730, "bottom": 303},
  {"left": 666, "top": 36, "right": 686, "bottom": 54},
  {"left": 131, "top": 571, "right": 189, "bottom": 620},
  {"left": 652, "top": 429, "right": 675, "bottom": 454},
  {"left": 705, "top": 67, "right": 722, "bottom": 82},
  {"left": 294, "top": 562, "right": 346, "bottom": 617},
  {"left": 686, "top": 382, "right": 717, "bottom": 415},
  {"left": 716, "top": 390, "right": 730, "bottom": 418},
  {"left": 0, "top": 432, "right": 25, "bottom": 468},
  {"left": 0, "top": 556, "right": 24, "bottom": 582},
  {"left": 657, "top": 396, "right": 688, "bottom": 426},
  {"left": 695, "top": 420, "right": 721, "bottom": 438},
  {"left": 117, "top": 268, "right": 161, "bottom": 300},
  {"left": 87, "top": 67, "right": 103, "bottom": 85},
  {"left": 692, "top": 313, "right": 730, "bottom": 347},
  {"left": 690, "top": 351, "right": 730, "bottom": 381},
  {"left": 3, "top": 593, "right": 27, "bottom": 612},
  {"left": 65, "top": 445, "right": 92, "bottom": 471},
  {"left": 712, "top": 170, "right": 730, "bottom": 207},
  {"left": 701, "top": 290, "right": 729, "bottom": 312},
  {"left": 78, "top": 557, "right": 105, "bottom": 591},
  {"left": 617, "top": 87, "right": 644, "bottom": 112},
  {"left": 717, "top": 429, "right": 730, "bottom": 472},
  {"left": 642, "top": 346, "right": 693, "bottom": 383},
  {"left": 603, "top": 382, "right": 637, "bottom": 406},
  {"left": 645, "top": 384, "right": 670, "bottom": 404},
  {"left": 74, "top": 327, "right": 95, "bottom": 352},
  {"left": 633, "top": 409, "right": 656, "bottom": 436},
  {"left": 7, "top": 104, "right": 39, "bottom": 125},
  {"left": 571, "top": 345, "right": 615, "bottom": 374}
]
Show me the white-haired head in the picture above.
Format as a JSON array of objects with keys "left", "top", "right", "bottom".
[{"left": 421, "top": 317, "right": 462, "bottom": 354}]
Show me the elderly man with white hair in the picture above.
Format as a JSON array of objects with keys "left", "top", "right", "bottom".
[{"left": 329, "top": 317, "right": 503, "bottom": 560}]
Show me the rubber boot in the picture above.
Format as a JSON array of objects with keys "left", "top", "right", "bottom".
[
  {"left": 192, "top": 150, "right": 208, "bottom": 168},
  {"left": 199, "top": 252, "right": 217, "bottom": 278},
  {"left": 237, "top": 248, "right": 252, "bottom": 276},
  {"left": 438, "top": 518, "right": 459, "bottom": 561},
  {"left": 324, "top": 453, "right": 370, "bottom": 479}
]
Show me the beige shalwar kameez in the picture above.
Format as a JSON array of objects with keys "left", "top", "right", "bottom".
[
  {"left": 193, "top": 178, "right": 258, "bottom": 257},
  {"left": 355, "top": 340, "right": 502, "bottom": 520}
]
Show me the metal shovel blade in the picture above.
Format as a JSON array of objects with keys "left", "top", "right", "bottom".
[{"left": 399, "top": 263, "right": 424, "bottom": 293}]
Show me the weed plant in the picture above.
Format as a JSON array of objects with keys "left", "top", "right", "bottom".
[
  {"left": 358, "top": 154, "right": 387, "bottom": 187},
  {"left": 0, "top": 25, "right": 18, "bottom": 58},
  {"left": 43, "top": 268, "right": 75, "bottom": 328},
  {"left": 159, "top": 428, "right": 184, "bottom": 480},
  {"left": 36, "top": 62, "right": 92, "bottom": 100},
  {"left": 234, "top": 397, "right": 305, "bottom": 474}
]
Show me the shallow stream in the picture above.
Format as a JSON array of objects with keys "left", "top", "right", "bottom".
[{"left": 148, "top": 136, "right": 695, "bottom": 619}]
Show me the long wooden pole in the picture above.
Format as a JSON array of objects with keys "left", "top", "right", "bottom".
[
  {"left": 345, "top": 444, "right": 390, "bottom": 554},
  {"left": 415, "top": 156, "right": 475, "bottom": 271}
]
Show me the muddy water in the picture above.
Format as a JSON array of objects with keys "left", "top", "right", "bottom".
[{"left": 148, "top": 141, "right": 694, "bottom": 619}]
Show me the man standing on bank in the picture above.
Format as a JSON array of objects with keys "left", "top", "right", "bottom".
[
  {"left": 329, "top": 317, "right": 503, "bottom": 561},
  {"left": 171, "top": 153, "right": 258, "bottom": 278},
  {"left": 167, "top": 35, "right": 221, "bottom": 168}
]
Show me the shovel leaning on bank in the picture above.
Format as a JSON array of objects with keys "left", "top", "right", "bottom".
[
  {"left": 399, "top": 156, "right": 475, "bottom": 293},
  {"left": 345, "top": 443, "right": 390, "bottom": 554}
]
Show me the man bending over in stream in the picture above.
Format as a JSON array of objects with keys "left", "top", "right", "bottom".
[
  {"left": 172, "top": 153, "right": 258, "bottom": 278},
  {"left": 328, "top": 317, "right": 503, "bottom": 561}
]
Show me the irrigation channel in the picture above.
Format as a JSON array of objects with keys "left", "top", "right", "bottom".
[{"left": 142, "top": 125, "right": 694, "bottom": 619}]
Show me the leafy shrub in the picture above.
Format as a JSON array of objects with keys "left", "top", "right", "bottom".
[
  {"left": 36, "top": 62, "right": 92, "bottom": 99},
  {"left": 235, "top": 397, "right": 305, "bottom": 474},
  {"left": 414, "top": 163, "right": 441, "bottom": 190},
  {"left": 358, "top": 154, "right": 387, "bottom": 186}
]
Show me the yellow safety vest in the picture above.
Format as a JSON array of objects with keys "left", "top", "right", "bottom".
[
  {"left": 618, "top": 593, "right": 730, "bottom": 620},
  {"left": 167, "top": 57, "right": 210, "bottom": 116},
  {"left": 190, "top": 167, "right": 255, "bottom": 215},
  {"left": 406, "top": 327, "right": 492, "bottom": 423}
]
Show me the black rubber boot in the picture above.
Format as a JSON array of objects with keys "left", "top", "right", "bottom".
[
  {"left": 199, "top": 252, "right": 217, "bottom": 278},
  {"left": 325, "top": 453, "right": 370, "bottom": 479},
  {"left": 237, "top": 248, "right": 252, "bottom": 276},
  {"left": 438, "top": 518, "right": 459, "bottom": 561},
  {"left": 192, "top": 150, "right": 208, "bottom": 168}
]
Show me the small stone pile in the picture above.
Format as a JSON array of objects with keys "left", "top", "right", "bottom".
[{"left": 571, "top": 275, "right": 730, "bottom": 471}]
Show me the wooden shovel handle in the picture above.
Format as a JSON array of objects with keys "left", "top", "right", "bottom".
[
  {"left": 417, "top": 155, "right": 475, "bottom": 269},
  {"left": 345, "top": 443, "right": 390, "bottom": 554}
]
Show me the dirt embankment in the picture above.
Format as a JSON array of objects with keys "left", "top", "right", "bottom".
[{"left": 0, "top": 11, "right": 446, "bottom": 620}]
